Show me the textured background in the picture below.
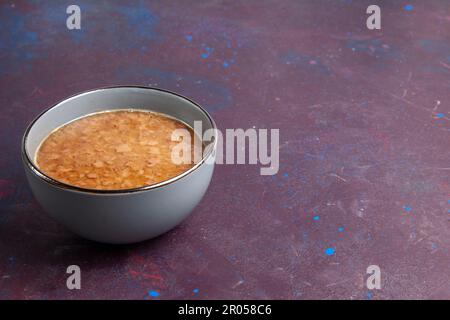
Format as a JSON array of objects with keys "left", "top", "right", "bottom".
[{"left": 0, "top": 0, "right": 449, "bottom": 299}]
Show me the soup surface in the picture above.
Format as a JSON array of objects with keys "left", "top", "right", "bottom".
[{"left": 36, "top": 110, "right": 200, "bottom": 190}]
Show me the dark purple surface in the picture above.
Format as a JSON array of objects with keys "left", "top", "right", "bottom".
[{"left": 0, "top": 0, "right": 449, "bottom": 299}]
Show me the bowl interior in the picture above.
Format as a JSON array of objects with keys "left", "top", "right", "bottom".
[{"left": 24, "top": 87, "right": 215, "bottom": 165}]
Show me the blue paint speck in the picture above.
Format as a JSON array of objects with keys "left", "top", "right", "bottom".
[
  {"left": 403, "top": 205, "right": 412, "bottom": 212},
  {"left": 283, "top": 172, "right": 289, "bottom": 178},
  {"left": 436, "top": 113, "right": 445, "bottom": 118},
  {"left": 200, "top": 47, "right": 214, "bottom": 59},
  {"left": 313, "top": 215, "right": 320, "bottom": 221},
  {"left": 223, "top": 61, "right": 229, "bottom": 68},
  {"left": 193, "top": 288, "right": 199, "bottom": 293},
  {"left": 185, "top": 35, "right": 193, "bottom": 42},
  {"left": 404, "top": 4, "right": 413, "bottom": 11},
  {"left": 324, "top": 247, "right": 335, "bottom": 256},
  {"left": 148, "top": 290, "right": 160, "bottom": 297},
  {"left": 338, "top": 227, "right": 344, "bottom": 232},
  {"left": 366, "top": 291, "right": 373, "bottom": 300}
]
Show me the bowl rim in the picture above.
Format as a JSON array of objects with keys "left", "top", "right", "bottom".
[{"left": 22, "top": 85, "right": 217, "bottom": 195}]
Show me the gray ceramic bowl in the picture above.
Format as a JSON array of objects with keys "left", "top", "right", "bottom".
[{"left": 22, "top": 86, "right": 217, "bottom": 244}]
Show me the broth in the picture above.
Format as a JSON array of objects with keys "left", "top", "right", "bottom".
[{"left": 35, "top": 110, "right": 201, "bottom": 190}]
